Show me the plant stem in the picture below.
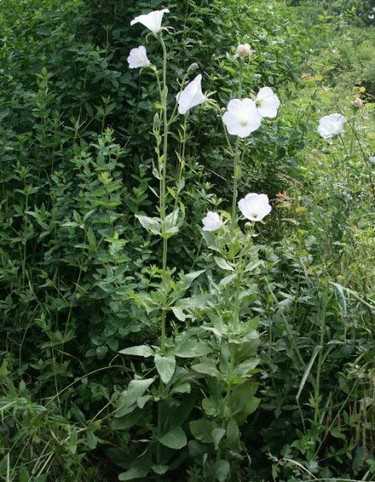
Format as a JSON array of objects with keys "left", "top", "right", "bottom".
[
  {"left": 232, "top": 140, "right": 241, "bottom": 226},
  {"left": 159, "top": 34, "right": 168, "bottom": 349}
]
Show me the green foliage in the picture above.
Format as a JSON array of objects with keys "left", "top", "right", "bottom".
[{"left": 0, "top": 0, "right": 374, "bottom": 481}]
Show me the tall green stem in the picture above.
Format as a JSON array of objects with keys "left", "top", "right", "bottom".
[
  {"left": 231, "top": 60, "right": 244, "bottom": 226},
  {"left": 159, "top": 34, "right": 168, "bottom": 349},
  {"left": 232, "top": 141, "right": 241, "bottom": 226}
]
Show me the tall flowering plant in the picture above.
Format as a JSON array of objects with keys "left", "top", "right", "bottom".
[{"left": 117, "top": 10, "right": 280, "bottom": 481}]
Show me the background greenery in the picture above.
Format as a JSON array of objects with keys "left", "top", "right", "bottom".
[{"left": 0, "top": 0, "right": 374, "bottom": 480}]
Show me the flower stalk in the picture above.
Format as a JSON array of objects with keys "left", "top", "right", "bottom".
[{"left": 159, "top": 34, "right": 169, "bottom": 349}]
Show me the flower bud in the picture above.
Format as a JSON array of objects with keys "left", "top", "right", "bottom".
[
  {"left": 187, "top": 62, "right": 199, "bottom": 73},
  {"left": 352, "top": 97, "right": 364, "bottom": 109},
  {"left": 236, "top": 43, "right": 254, "bottom": 58}
]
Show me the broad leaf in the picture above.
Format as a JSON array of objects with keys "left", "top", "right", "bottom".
[
  {"left": 214, "top": 459, "right": 230, "bottom": 482},
  {"left": 116, "top": 378, "right": 155, "bottom": 418},
  {"left": 214, "top": 257, "right": 234, "bottom": 271},
  {"left": 119, "top": 466, "right": 149, "bottom": 480},
  {"left": 155, "top": 354, "right": 176, "bottom": 384},
  {"left": 159, "top": 426, "right": 187, "bottom": 450},
  {"left": 192, "top": 359, "right": 220, "bottom": 377},
  {"left": 136, "top": 215, "right": 161, "bottom": 235},
  {"left": 176, "top": 340, "right": 212, "bottom": 358}
]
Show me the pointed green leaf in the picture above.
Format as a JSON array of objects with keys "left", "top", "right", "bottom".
[
  {"left": 119, "top": 345, "right": 154, "bottom": 358},
  {"left": 214, "top": 257, "right": 234, "bottom": 271},
  {"left": 155, "top": 354, "right": 176, "bottom": 384}
]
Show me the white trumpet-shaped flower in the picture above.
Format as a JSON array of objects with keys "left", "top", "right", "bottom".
[
  {"left": 318, "top": 113, "right": 345, "bottom": 139},
  {"left": 222, "top": 99, "right": 262, "bottom": 138},
  {"left": 127, "top": 46, "right": 151, "bottom": 69},
  {"left": 238, "top": 193, "right": 272, "bottom": 222},
  {"left": 176, "top": 74, "right": 206, "bottom": 115},
  {"left": 130, "top": 9, "right": 169, "bottom": 34},
  {"left": 255, "top": 87, "right": 280, "bottom": 119},
  {"left": 202, "top": 212, "right": 223, "bottom": 232}
]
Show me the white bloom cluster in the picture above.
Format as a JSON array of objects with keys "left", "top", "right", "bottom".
[
  {"left": 222, "top": 87, "right": 280, "bottom": 138},
  {"left": 203, "top": 193, "right": 272, "bottom": 230}
]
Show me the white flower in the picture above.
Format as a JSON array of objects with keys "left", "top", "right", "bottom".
[
  {"left": 318, "top": 113, "right": 345, "bottom": 139},
  {"left": 127, "top": 46, "right": 150, "bottom": 69},
  {"left": 255, "top": 87, "right": 280, "bottom": 119},
  {"left": 176, "top": 74, "right": 206, "bottom": 115},
  {"left": 130, "top": 9, "right": 169, "bottom": 34},
  {"left": 202, "top": 212, "right": 223, "bottom": 232},
  {"left": 238, "top": 193, "right": 272, "bottom": 222},
  {"left": 369, "top": 156, "right": 375, "bottom": 165},
  {"left": 222, "top": 99, "right": 262, "bottom": 138},
  {"left": 236, "top": 43, "right": 254, "bottom": 58}
]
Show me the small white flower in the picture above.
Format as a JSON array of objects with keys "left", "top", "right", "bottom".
[
  {"left": 130, "top": 9, "right": 169, "bottom": 34},
  {"left": 369, "top": 156, "right": 375, "bottom": 165},
  {"left": 368, "top": 14, "right": 374, "bottom": 20},
  {"left": 255, "top": 87, "right": 280, "bottom": 119},
  {"left": 127, "top": 46, "right": 150, "bottom": 69},
  {"left": 238, "top": 193, "right": 272, "bottom": 222},
  {"left": 202, "top": 212, "right": 223, "bottom": 232},
  {"left": 236, "top": 43, "right": 254, "bottom": 58},
  {"left": 318, "top": 113, "right": 345, "bottom": 139},
  {"left": 222, "top": 99, "right": 262, "bottom": 138},
  {"left": 176, "top": 74, "right": 206, "bottom": 115}
]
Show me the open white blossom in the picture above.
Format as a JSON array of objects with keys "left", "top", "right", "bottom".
[
  {"left": 255, "top": 87, "right": 280, "bottom": 119},
  {"left": 236, "top": 43, "right": 254, "bottom": 58},
  {"left": 130, "top": 9, "right": 169, "bottom": 34},
  {"left": 202, "top": 212, "right": 223, "bottom": 232},
  {"left": 127, "top": 46, "right": 150, "bottom": 69},
  {"left": 176, "top": 74, "right": 206, "bottom": 115},
  {"left": 318, "top": 113, "right": 345, "bottom": 139},
  {"left": 222, "top": 99, "right": 262, "bottom": 138},
  {"left": 369, "top": 156, "right": 375, "bottom": 165},
  {"left": 238, "top": 193, "right": 272, "bottom": 222}
]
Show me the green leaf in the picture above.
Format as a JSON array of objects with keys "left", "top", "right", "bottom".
[
  {"left": 214, "top": 459, "right": 230, "bottom": 482},
  {"left": 116, "top": 378, "right": 155, "bottom": 417},
  {"left": 192, "top": 359, "right": 220, "bottom": 377},
  {"left": 162, "top": 208, "right": 182, "bottom": 239},
  {"left": 296, "top": 345, "right": 321, "bottom": 403},
  {"left": 119, "top": 466, "right": 149, "bottom": 480},
  {"left": 228, "top": 383, "right": 260, "bottom": 423},
  {"left": 154, "top": 354, "right": 176, "bottom": 384},
  {"left": 183, "top": 269, "right": 205, "bottom": 285},
  {"left": 214, "top": 257, "right": 234, "bottom": 271},
  {"left": 119, "top": 345, "right": 154, "bottom": 358},
  {"left": 171, "top": 382, "right": 191, "bottom": 394},
  {"left": 176, "top": 340, "right": 212, "bottom": 358},
  {"left": 152, "top": 465, "right": 169, "bottom": 475},
  {"left": 136, "top": 215, "right": 161, "bottom": 235},
  {"left": 190, "top": 419, "right": 216, "bottom": 443},
  {"left": 159, "top": 426, "right": 187, "bottom": 450},
  {"left": 212, "top": 427, "right": 226, "bottom": 450},
  {"left": 220, "top": 273, "right": 237, "bottom": 287},
  {"left": 172, "top": 306, "right": 187, "bottom": 322}
]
